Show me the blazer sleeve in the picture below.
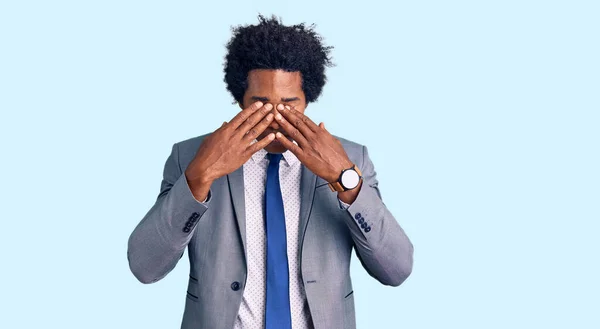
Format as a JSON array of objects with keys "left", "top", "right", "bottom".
[
  {"left": 127, "top": 143, "right": 210, "bottom": 284},
  {"left": 344, "top": 146, "right": 414, "bottom": 286}
]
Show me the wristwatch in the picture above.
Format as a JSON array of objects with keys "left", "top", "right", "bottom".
[{"left": 328, "top": 164, "right": 363, "bottom": 192}]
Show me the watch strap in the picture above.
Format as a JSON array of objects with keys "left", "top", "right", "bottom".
[{"left": 328, "top": 180, "right": 344, "bottom": 192}]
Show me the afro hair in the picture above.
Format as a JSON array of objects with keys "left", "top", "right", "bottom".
[{"left": 223, "top": 15, "right": 334, "bottom": 104}]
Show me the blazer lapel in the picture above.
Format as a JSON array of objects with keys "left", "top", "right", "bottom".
[
  {"left": 227, "top": 167, "right": 247, "bottom": 261},
  {"left": 228, "top": 163, "right": 317, "bottom": 267},
  {"left": 298, "top": 165, "right": 317, "bottom": 263}
]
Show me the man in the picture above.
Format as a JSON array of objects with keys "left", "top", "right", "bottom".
[{"left": 128, "top": 15, "right": 413, "bottom": 329}]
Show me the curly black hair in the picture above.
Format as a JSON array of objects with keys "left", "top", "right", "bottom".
[{"left": 224, "top": 15, "right": 334, "bottom": 104}]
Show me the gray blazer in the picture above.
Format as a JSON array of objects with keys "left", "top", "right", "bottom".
[{"left": 128, "top": 134, "right": 414, "bottom": 329}]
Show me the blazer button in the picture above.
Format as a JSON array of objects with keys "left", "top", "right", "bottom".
[
  {"left": 185, "top": 221, "right": 194, "bottom": 228},
  {"left": 183, "top": 227, "right": 191, "bottom": 233},
  {"left": 231, "top": 281, "right": 241, "bottom": 291},
  {"left": 361, "top": 222, "right": 368, "bottom": 229},
  {"left": 365, "top": 226, "right": 372, "bottom": 233},
  {"left": 354, "top": 213, "right": 362, "bottom": 220},
  {"left": 358, "top": 218, "right": 364, "bottom": 224}
]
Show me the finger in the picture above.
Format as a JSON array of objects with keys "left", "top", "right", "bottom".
[
  {"left": 215, "top": 121, "right": 228, "bottom": 132},
  {"left": 229, "top": 101, "right": 264, "bottom": 129},
  {"left": 319, "top": 122, "right": 332, "bottom": 135},
  {"left": 278, "top": 105, "right": 318, "bottom": 136},
  {"left": 242, "top": 112, "right": 274, "bottom": 142},
  {"left": 246, "top": 133, "right": 276, "bottom": 154},
  {"left": 275, "top": 132, "right": 304, "bottom": 156},
  {"left": 273, "top": 109, "right": 309, "bottom": 147},
  {"left": 294, "top": 106, "right": 320, "bottom": 132},
  {"left": 235, "top": 103, "right": 273, "bottom": 137}
]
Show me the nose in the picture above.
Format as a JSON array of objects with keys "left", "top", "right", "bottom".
[{"left": 269, "top": 105, "right": 280, "bottom": 130}]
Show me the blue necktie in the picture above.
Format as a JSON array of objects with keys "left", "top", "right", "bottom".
[{"left": 265, "top": 153, "right": 292, "bottom": 329}]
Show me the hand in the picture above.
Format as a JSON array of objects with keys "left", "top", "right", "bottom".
[
  {"left": 273, "top": 105, "right": 353, "bottom": 183},
  {"left": 185, "top": 102, "right": 276, "bottom": 200}
]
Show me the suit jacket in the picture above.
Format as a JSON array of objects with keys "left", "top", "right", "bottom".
[{"left": 127, "top": 134, "right": 414, "bottom": 329}]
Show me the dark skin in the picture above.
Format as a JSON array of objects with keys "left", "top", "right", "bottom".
[{"left": 185, "top": 69, "right": 361, "bottom": 204}]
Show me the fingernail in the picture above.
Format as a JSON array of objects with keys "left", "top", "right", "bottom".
[
  {"left": 275, "top": 113, "right": 282, "bottom": 120},
  {"left": 255, "top": 101, "right": 263, "bottom": 108},
  {"left": 277, "top": 104, "right": 284, "bottom": 110},
  {"left": 276, "top": 132, "right": 283, "bottom": 138},
  {"left": 269, "top": 133, "right": 275, "bottom": 139},
  {"left": 266, "top": 113, "right": 273, "bottom": 120},
  {"left": 285, "top": 105, "right": 291, "bottom": 110}
]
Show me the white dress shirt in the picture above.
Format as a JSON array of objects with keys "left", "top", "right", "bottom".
[{"left": 234, "top": 147, "right": 313, "bottom": 329}]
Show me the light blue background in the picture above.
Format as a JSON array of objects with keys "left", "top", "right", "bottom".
[{"left": 1, "top": 0, "right": 598, "bottom": 328}]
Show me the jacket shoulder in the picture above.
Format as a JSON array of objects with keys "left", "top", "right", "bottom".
[
  {"left": 170, "top": 134, "right": 211, "bottom": 170},
  {"left": 175, "top": 134, "right": 209, "bottom": 154},
  {"left": 334, "top": 135, "right": 365, "bottom": 157}
]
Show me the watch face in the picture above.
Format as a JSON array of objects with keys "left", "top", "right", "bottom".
[{"left": 341, "top": 169, "right": 360, "bottom": 189}]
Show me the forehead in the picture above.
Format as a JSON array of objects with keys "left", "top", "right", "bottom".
[{"left": 246, "top": 69, "right": 303, "bottom": 95}]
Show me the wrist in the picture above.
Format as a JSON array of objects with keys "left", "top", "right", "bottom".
[
  {"left": 185, "top": 164, "right": 216, "bottom": 185},
  {"left": 337, "top": 180, "right": 362, "bottom": 204},
  {"left": 185, "top": 170, "right": 214, "bottom": 202},
  {"left": 329, "top": 160, "right": 354, "bottom": 182},
  {"left": 328, "top": 162, "right": 362, "bottom": 193}
]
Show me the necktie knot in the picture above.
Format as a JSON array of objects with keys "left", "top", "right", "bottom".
[{"left": 267, "top": 153, "right": 283, "bottom": 164}]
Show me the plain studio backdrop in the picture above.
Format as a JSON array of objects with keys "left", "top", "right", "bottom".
[{"left": 1, "top": 1, "right": 598, "bottom": 328}]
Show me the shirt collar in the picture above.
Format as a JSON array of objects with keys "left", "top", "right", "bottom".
[{"left": 250, "top": 140, "right": 300, "bottom": 167}]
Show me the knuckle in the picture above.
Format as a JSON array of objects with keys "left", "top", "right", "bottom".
[
  {"left": 244, "top": 111, "right": 254, "bottom": 120},
  {"left": 295, "top": 120, "right": 301, "bottom": 126},
  {"left": 249, "top": 128, "right": 258, "bottom": 137},
  {"left": 241, "top": 121, "right": 253, "bottom": 131}
]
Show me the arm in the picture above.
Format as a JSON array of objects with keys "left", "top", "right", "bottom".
[
  {"left": 127, "top": 143, "right": 210, "bottom": 284},
  {"left": 271, "top": 106, "right": 413, "bottom": 286},
  {"left": 127, "top": 101, "right": 276, "bottom": 284},
  {"left": 342, "top": 146, "right": 414, "bottom": 286}
]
